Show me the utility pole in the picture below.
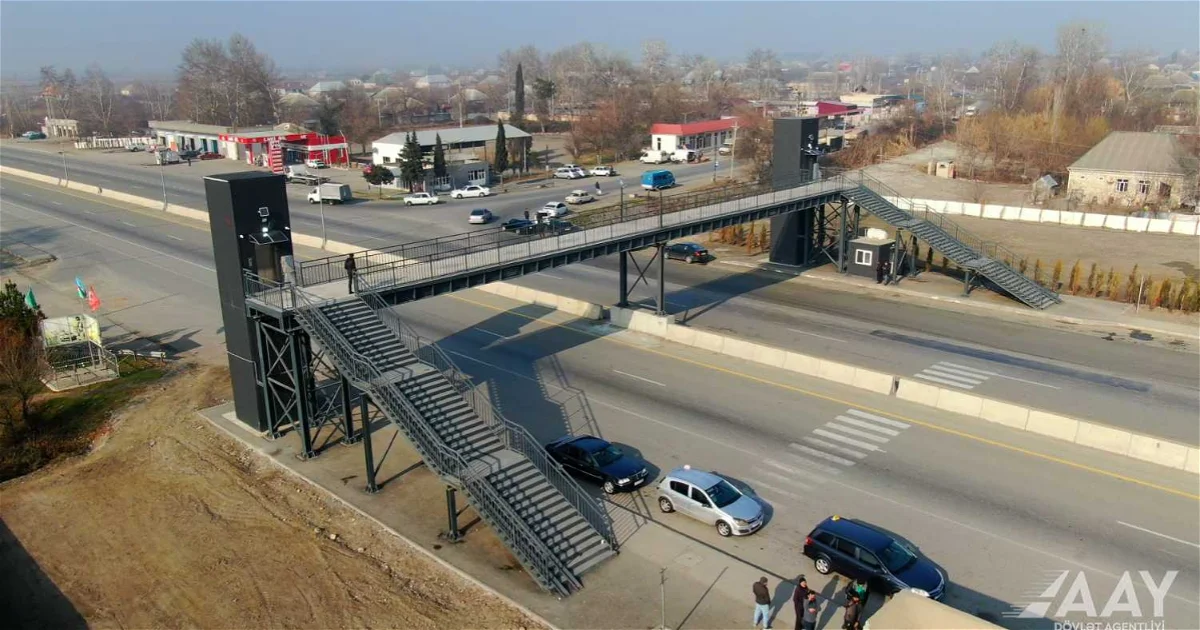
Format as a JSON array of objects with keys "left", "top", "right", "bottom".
[{"left": 728, "top": 120, "right": 738, "bottom": 181}]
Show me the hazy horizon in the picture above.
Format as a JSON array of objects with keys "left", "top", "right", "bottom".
[{"left": 2, "top": 1, "right": 1198, "bottom": 81}]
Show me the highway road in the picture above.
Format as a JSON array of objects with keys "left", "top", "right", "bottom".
[
  {"left": 504, "top": 256, "right": 1200, "bottom": 444},
  {"left": 3, "top": 175, "right": 1197, "bottom": 629},
  {"left": 1, "top": 141, "right": 725, "bottom": 248},
  {"left": 394, "top": 290, "right": 1200, "bottom": 630}
]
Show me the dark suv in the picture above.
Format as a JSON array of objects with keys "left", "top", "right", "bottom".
[{"left": 802, "top": 515, "right": 946, "bottom": 600}]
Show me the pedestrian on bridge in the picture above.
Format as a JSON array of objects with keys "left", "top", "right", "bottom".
[
  {"left": 344, "top": 253, "right": 357, "bottom": 294},
  {"left": 524, "top": 209, "right": 531, "bottom": 221}
]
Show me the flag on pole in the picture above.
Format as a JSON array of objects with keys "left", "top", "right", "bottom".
[
  {"left": 86, "top": 286, "right": 101, "bottom": 312},
  {"left": 24, "top": 288, "right": 38, "bottom": 309},
  {"left": 75, "top": 276, "right": 87, "bottom": 299}
]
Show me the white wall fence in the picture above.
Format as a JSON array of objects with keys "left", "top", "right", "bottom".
[
  {"left": 73, "top": 136, "right": 157, "bottom": 150},
  {"left": 883, "top": 196, "right": 1200, "bottom": 237}
]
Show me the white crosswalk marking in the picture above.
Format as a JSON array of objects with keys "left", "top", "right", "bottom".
[
  {"left": 827, "top": 421, "right": 890, "bottom": 443},
  {"left": 788, "top": 442, "right": 857, "bottom": 467},
  {"left": 914, "top": 361, "right": 993, "bottom": 390},
  {"left": 742, "top": 477, "right": 803, "bottom": 501},
  {"left": 832, "top": 415, "right": 901, "bottom": 436},
  {"left": 814, "top": 428, "right": 885, "bottom": 452},
  {"left": 802, "top": 436, "right": 868, "bottom": 459},
  {"left": 763, "top": 457, "right": 837, "bottom": 480},
  {"left": 844, "top": 409, "right": 910, "bottom": 429}
]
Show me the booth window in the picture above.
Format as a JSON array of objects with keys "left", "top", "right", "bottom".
[{"left": 856, "top": 250, "right": 873, "bottom": 266}]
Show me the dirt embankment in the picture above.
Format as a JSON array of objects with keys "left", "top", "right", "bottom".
[{"left": 0, "top": 365, "right": 542, "bottom": 629}]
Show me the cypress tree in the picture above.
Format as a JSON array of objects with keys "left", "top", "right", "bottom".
[
  {"left": 513, "top": 63, "right": 526, "bottom": 127},
  {"left": 493, "top": 121, "right": 509, "bottom": 174},
  {"left": 432, "top": 133, "right": 447, "bottom": 178}
]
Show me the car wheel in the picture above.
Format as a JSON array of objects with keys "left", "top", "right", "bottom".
[
  {"left": 309, "top": 200, "right": 316, "bottom": 204},
  {"left": 405, "top": 201, "right": 412, "bottom": 206},
  {"left": 602, "top": 480, "right": 616, "bottom": 495},
  {"left": 716, "top": 521, "right": 733, "bottom": 537},
  {"left": 685, "top": 255, "right": 694, "bottom": 264},
  {"left": 658, "top": 497, "right": 674, "bottom": 513},
  {"left": 814, "top": 554, "right": 833, "bottom": 575},
  {"left": 454, "top": 194, "right": 462, "bottom": 199}
]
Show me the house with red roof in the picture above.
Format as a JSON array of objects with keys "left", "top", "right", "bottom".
[{"left": 649, "top": 117, "right": 740, "bottom": 156}]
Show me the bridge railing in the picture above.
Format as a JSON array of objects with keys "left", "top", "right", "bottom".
[{"left": 297, "top": 171, "right": 853, "bottom": 289}]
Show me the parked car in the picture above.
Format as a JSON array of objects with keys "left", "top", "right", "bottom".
[
  {"left": 178, "top": 149, "right": 201, "bottom": 159},
  {"left": 305, "top": 158, "right": 327, "bottom": 168},
  {"left": 127, "top": 145, "right": 143, "bottom": 152},
  {"left": 199, "top": 152, "right": 222, "bottom": 160},
  {"left": 565, "top": 190, "right": 594, "bottom": 205},
  {"left": 665, "top": 242, "right": 708, "bottom": 263},
  {"left": 545, "top": 435, "right": 650, "bottom": 494},
  {"left": 532, "top": 218, "right": 580, "bottom": 236},
  {"left": 538, "top": 201, "right": 569, "bottom": 218},
  {"left": 451, "top": 185, "right": 490, "bottom": 199},
  {"left": 468, "top": 208, "right": 493, "bottom": 224},
  {"left": 553, "top": 166, "right": 584, "bottom": 179},
  {"left": 802, "top": 515, "right": 946, "bottom": 600},
  {"left": 21, "top": 131, "right": 46, "bottom": 140},
  {"left": 590, "top": 165, "right": 617, "bottom": 177},
  {"left": 403, "top": 192, "right": 440, "bottom": 206},
  {"left": 501, "top": 218, "right": 535, "bottom": 233},
  {"left": 717, "top": 142, "right": 733, "bottom": 156},
  {"left": 656, "top": 465, "right": 764, "bottom": 537}
]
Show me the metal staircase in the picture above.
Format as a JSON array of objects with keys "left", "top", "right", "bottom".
[
  {"left": 288, "top": 286, "right": 616, "bottom": 597},
  {"left": 846, "top": 176, "right": 1061, "bottom": 309}
]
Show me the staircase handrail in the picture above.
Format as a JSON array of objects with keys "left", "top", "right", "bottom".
[
  {"left": 363, "top": 292, "right": 618, "bottom": 551},
  {"left": 908, "top": 203, "right": 1028, "bottom": 269},
  {"left": 271, "top": 275, "right": 580, "bottom": 595}
]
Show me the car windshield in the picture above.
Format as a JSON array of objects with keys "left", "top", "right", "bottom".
[
  {"left": 471, "top": 210, "right": 486, "bottom": 215},
  {"left": 705, "top": 480, "right": 742, "bottom": 508},
  {"left": 879, "top": 541, "right": 917, "bottom": 573},
  {"left": 592, "top": 444, "right": 623, "bottom": 467}
]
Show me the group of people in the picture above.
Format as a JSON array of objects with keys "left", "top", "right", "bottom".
[{"left": 752, "top": 575, "right": 870, "bottom": 630}]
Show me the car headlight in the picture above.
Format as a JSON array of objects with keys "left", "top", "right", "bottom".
[
  {"left": 734, "top": 518, "right": 751, "bottom": 526},
  {"left": 617, "top": 477, "right": 631, "bottom": 485}
]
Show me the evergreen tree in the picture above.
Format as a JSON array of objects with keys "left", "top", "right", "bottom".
[
  {"left": 493, "top": 121, "right": 509, "bottom": 175},
  {"left": 400, "top": 131, "right": 424, "bottom": 190},
  {"left": 513, "top": 63, "right": 526, "bottom": 127},
  {"left": 432, "top": 133, "right": 447, "bottom": 178}
]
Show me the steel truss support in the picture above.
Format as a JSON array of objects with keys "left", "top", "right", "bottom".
[
  {"left": 962, "top": 268, "right": 983, "bottom": 297},
  {"left": 442, "top": 486, "right": 463, "bottom": 543},
  {"left": 252, "top": 315, "right": 316, "bottom": 458},
  {"left": 617, "top": 244, "right": 668, "bottom": 315},
  {"left": 816, "top": 200, "right": 848, "bottom": 270},
  {"left": 360, "top": 391, "right": 379, "bottom": 493}
]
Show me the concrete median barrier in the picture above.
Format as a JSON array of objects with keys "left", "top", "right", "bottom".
[
  {"left": 1074, "top": 421, "right": 1134, "bottom": 456},
  {"left": 935, "top": 389, "right": 984, "bottom": 417},
  {"left": 817, "top": 360, "right": 857, "bottom": 386},
  {"left": 852, "top": 368, "right": 895, "bottom": 395},
  {"left": 1127, "top": 435, "right": 1191, "bottom": 469},
  {"left": 978, "top": 398, "right": 1030, "bottom": 430},
  {"left": 782, "top": 351, "right": 821, "bottom": 377},
  {"left": 1026, "top": 410, "right": 1080, "bottom": 442},
  {"left": 690, "top": 329, "right": 726, "bottom": 354},
  {"left": 895, "top": 378, "right": 941, "bottom": 407}
]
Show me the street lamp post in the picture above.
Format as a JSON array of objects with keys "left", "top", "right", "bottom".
[
  {"left": 158, "top": 158, "right": 168, "bottom": 209},
  {"left": 317, "top": 184, "right": 327, "bottom": 247},
  {"left": 57, "top": 151, "right": 69, "bottom": 183},
  {"left": 619, "top": 179, "right": 625, "bottom": 219}
]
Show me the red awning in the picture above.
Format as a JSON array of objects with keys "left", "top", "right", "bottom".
[{"left": 650, "top": 118, "right": 739, "bottom": 136}]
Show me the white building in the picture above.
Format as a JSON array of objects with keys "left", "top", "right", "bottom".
[{"left": 649, "top": 118, "right": 740, "bottom": 154}]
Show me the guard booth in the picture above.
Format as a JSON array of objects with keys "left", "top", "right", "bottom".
[{"left": 847, "top": 235, "right": 895, "bottom": 279}]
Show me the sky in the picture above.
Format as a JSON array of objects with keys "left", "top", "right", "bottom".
[{"left": 1, "top": 1, "right": 1197, "bottom": 80}]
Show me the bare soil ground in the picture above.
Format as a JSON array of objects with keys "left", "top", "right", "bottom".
[{"left": 0, "top": 365, "right": 542, "bottom": 630}]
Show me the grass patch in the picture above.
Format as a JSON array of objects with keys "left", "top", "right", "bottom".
[{"left": 0, "top": 358, "right": 166, "bottom": 482}]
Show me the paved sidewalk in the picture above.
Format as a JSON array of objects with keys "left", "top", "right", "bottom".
[{"left": 715, "top": 255, "right": 1200, "bottom": 342}]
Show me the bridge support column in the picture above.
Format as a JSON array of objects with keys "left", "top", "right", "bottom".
[
  {"left": 655, "top": 243, "right": 666, "bottom": 316},
  {"left": 618, "top": 252, "right": 629, "bottom": 307},
  {"left": 442, "top": 486, "right": 463, "bottom": 543},
  {"left": 340, "top": 376, "right": 360, "bottom": 445},
  {"left": 963, "top": 270, "right": 974, "bottom": 297},
  {"left": 360, "top": 393, "right": 379, "bottom": 493}
]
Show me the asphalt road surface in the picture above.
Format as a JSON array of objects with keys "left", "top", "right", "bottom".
[{"left": 3, "top": 174, "right": 1197, "bottom": 629}]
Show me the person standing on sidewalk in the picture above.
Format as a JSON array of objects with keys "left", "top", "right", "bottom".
[
  {"left": 524, "top": 209, "right": 531, "bottom": 221},
  {"left": 842, "top": 594, "right": 863, "bottom": 630},
  {"left": 845, "top": 578, "right": 869, "bottom": 611},
  {"left": 792, "top": 575, "right": 810, "bottom": 629},
  {"left": 344, "top": 253, "right": 357, "bottom": 294},
  {"left": 752, "top": 577, "right": 772, "bottom": 629},
  {"left": 875, "top": 258, "right": 885, "bottom": 284},
  {"left": 800, "top": 592, "right": 820, "bottom": 630}
]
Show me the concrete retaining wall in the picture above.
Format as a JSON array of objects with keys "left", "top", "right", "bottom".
[{"left": 883, "top": 193, "right": 1199, "bottom": 237}]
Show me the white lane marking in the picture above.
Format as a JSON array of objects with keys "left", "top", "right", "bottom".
[
  {"left": 845, "top": 409, "right": 910, "bottom": 429},
  {"left": 760, "top": 471, "right": 809, "bottom": 494},
  {"left": 120, "top": 221, "right": 136, "bottom": 227},
  {"left": 938, "top": 360, "right": 1061, "bottom": 389},
  {"left": 473, "top": 327, "right": 509, "bottom": 339},
  {"left": 540, "top": 273, "right": 565, "bottom": 280},
  {"left": 437, "top": 345, "right": 1198, "bottom": 608},
  {"left": 167, "top": 235, "right": 184, "bottom": 241},
  {"left": 742, "top": 477, "right": 803, "bottom": 502},
  {"left": 814, "top": 428, "right": 884, "bottom": 452},
  {"left": 787, "top": 443, "right": 856, "bottom": 468},
  {"left": 922, "top": 368, "right": 985, "bottom": 385},
  {"left": 84, "top": 209, "right": 97, "bottom": 215},
  {"left": 52, "top": 201, "right": 63, "bottom": 206},
  {"left": 613, "top": 369, "right": 665, "bottom": 387},
  {"left": 3, "top": 200, "right": 215, "bottom": 273},
  {"left": 20, "top": 192, "right": 32, "bottom": 197},
  {"left": 833, "top": 415, "right": 901, "bottom": 437},
  {"left": 1117, "top": 521, "right": 1200, "bottom": 549},
  {"left": 826, "top": 421, "right": 890, "bottom": 443},
  {"left": 786, "top": 328, "right": 846, "bottom": 343},
  {"left": 764, "top": 456, "right": 837, "bottom": 480},
  {"left": 914, "top": 373, "right": 977, "bottom": 390},
  {"left": 803, "top": 436, "right": 868, "bottom": 459}
]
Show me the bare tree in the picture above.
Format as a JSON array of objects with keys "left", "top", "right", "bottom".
[
  {"left": 983, "top": 41, "right": 1041, "bottom": 112},
  {"left": 141, "top": 82, "right": 176, "bottom": 121},
  {"left": 81, "top": 64, "right": 119, "bottom": 134},
  {"left": 0, "top": 84, "right": 37, "bottom": 137},
  {"left": 1055, "top": 22, "right": 1108, "bottom": 111},
  {"left": 0, "top": 320, "right": 46, "bottom": 433},
  {"left": 337, "top": 88, "right": 378, "bottom": 153},
  {"left": 39, "top": 66, "right": 78, "bottom": 120},
  {"left": 177, "top": 34, "right": 278, "bottom": 127},
  {"left": 745, "top": 48, "right": 781, "bottom": 99},
  {"left": 1112, "top": 49, "right": 1153, "bottom": 109},
  {"left": 498, "top": 45, "right": 546, "bottom": 85},
  {"left": 641, "top": 39, "right": 671, "bottom": 83}
]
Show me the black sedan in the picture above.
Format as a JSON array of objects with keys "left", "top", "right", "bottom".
[
  {"left": 665, "top": 242, "right": 709, "bottom": 263},
  {"left": 545, "top": 435, "right": 649, "bottom": 494},
  {"left": 501, "top": 218, "right": 535, "bottom": 233}
]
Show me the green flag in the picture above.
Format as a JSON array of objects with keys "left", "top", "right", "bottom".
[{"left": 24, "top": 288, "right": 38, "bottom": 309}]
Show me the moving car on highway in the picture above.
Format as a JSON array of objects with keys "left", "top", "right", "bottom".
[
  {"left": 553, "top": 166, "right": 585, "bottom": 179},
  {"left": 452, "top": 185, "right": 490, "bottom": 199},
  {"left": 565, "top": 190, "right": 594, "bottom": 204},
  {"left": 403, "top": 192, "right": 440, "bottom": 206},
  {"left": 664, "top": 242, "right": 708, "bottom": 263},
  {"left": 501, "top": 218, "right": 535, "bottom": 233},
  {"left": 803, "top": 515, "right": 947, "bottom": 600},
  {"left": 468, "top": 208, "right": 493, "bottom": 224},
  {"left": 656, "top": 466, "right": 764, "bottom": 537},
  {"left": 545, "top": 435, "right": 649, "bottom": 494},
  {"left": 590, "top": 165, "right": 617, "bottom": 177}
]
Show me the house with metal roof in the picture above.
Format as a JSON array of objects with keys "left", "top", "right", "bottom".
[
  {"left": 371, "top": 124, "right": 532, "bottom": 185},
  {"left": 308, "top": 81, "right": 347, "bottom": 97},
  {"left": 1066, "top": 131, "right": 1197, "bottom": 209}
]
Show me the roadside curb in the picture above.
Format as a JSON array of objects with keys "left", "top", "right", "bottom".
[
  {"left": 717, "top": 259, "right": 1200, "bottom": 343},
  {"left": 197, "top": 405, "right": 560, "bottom": 630},
  {"left": 483, "top": 282, "right": 1200, "bottom": 475}
]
